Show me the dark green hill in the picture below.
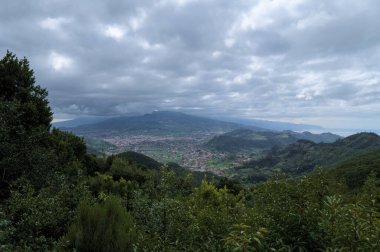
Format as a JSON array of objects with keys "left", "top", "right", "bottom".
[
  {"left": 65, "top": 111, "right": 264, "bottom": 137},
  {"left": 205, "top": 129, "right": 341, "bottom": 153},
  {"left": 290, "top": 131, "right": 342, "bottom": 143},
  {"left": 235, "top": 132, "right": 380, "bottom": 183},
  {"left": 166, "top": 162, "right": 220, "bottom": 185},
  {"left": 327, "top": 150, "right": 380, "bottom": 190},
  {"left": 116, "top": 151, "right": 162, "bottom": 170}
]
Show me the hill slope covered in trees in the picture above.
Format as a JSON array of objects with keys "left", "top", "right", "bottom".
[
  {"left": 205, "top": 128, "right": 341, "bottom": 153},
  {"left": 234, "top": 132, "right": 380, "bottom": 183}
]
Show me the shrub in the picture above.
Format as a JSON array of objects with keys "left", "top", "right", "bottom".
[{"left": 63, "top": 196, "right": 137, "bottom": 252}]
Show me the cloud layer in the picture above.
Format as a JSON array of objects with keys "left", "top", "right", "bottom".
[{"left": 1, "top": 0, "right": 380, "bottom": 128}]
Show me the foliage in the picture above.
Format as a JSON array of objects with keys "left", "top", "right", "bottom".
[
  {"left": 328, "top": 150, "right": 380, "bottom": 190},
  {"left": 116, "top": 151, "right": 162, "bottom": 170},
  {"left": 63, "top": 196, "right": 137, "bottom": 252},
  {"left": 320, "top": 193, "right": 380, "bottom": 251},
  {"left": 236, "top": 132, "right": 380, "bottom": 182},
  {"left": 205, "top": 128, "right": 340, "bottom": 153},
  {"left": 50, "top": 128, "right": 87, "bottom": 164},
  {"left": 0, "top": 51, "right": 53, "bottom": 194},
  {"left": 88, "top": 172, "right": 137, "bottom": 199},
  {"left": 2, "top": 174, "right": 89, "bottom": 250},
  {"left": 0, "top": 51, "right": 52, "bottom": 130},
  {"left": 224, "top": 224, "right": 268, "bottom": 252}
]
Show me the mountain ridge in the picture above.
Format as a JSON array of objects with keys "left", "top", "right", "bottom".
[
  {"left": 234, "top": 132, "right": 380, "bottom": 183},
  {"left": 205, "top": 128, "right": 341, "bottom": 153},
  {"left": 60, "top": 111, "right": 266, "bottom": 137},
  {"left": 54, "top": 111, "right": 329, "bottom": 135}
]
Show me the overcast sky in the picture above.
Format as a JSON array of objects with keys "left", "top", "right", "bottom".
[{"left": 1, "top": 0, "right": 380, "bottom": 128}]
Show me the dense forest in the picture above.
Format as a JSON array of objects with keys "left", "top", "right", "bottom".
[
  {"left": 234, "top": 133, "right": 380, "bottom": 184},
  {"left": 1, "top": 52, "right": 379, "bottom": 251}
]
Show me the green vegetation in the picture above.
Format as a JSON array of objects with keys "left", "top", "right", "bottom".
[
  {"left": 1, "top": 52, "right": 379, "bottom": 251},
  {"left": 84, "top": 137, "right": 117, "bottom": 155},
  {"left": 328, "top": 150, "right": 380, "bottom": 190},
  {"left": 235, "top": 134, "right": 380, "bottom": 184},
  {"left": 64, "top": 196, "right": 137, "bottom": 252},
  {"left": 205, "top": 128, "right": 341, "bottom": 153}
]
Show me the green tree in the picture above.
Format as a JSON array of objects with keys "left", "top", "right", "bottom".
[
  {"left": 0, "top": 51, "right": 54, "bottom": 196},
  {"left": 0, "top": 51, "right": 52, "bottom": 130},
  {"left": 2, "top": 175, "right": 90, "bottom": 251},
  {"left": 63, "top": 196, "right": 137, "bottom": 252}
]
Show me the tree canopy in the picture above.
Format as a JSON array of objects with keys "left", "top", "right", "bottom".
[{"left": 0, "top": 51, "right": 52, "bottom": 130}]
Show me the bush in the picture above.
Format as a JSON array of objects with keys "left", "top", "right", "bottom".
[
  {"left": 4, "top": 175, "right": 89, "bottom": 250},
  {"left": 63, "top": 196, "right": 137, "bottom": 252}
]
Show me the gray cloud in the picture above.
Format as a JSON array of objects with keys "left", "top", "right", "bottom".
[{"left": 1, "top": 0, "right": 380, "bottom": 128}]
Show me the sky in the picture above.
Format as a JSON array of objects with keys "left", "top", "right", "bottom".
[{"left": 1, "top": 0, "right": 380, "bottom": 129}]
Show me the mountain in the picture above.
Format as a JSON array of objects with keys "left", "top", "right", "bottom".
[
  {"left": 288, "top": 131, "right": 342, "bottom": 143},
  {"left": 234, "top": 132, "right": 380, "bottom": 183},
  {"left": 116, "top": 151, "right": 162, "bottom": 170},
  {"left": 62, "top": 111, "right": 265, "bottom": 137},
  {"left": 205, "top": 128, "right": 341, "bottom": 153},
  {"left": 215, "top": 116, "right": 324, "bottom": 131}
]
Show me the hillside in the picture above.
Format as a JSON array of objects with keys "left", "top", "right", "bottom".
[
  {"left": 84, "top": 137, "right": 118, "bottom": 154},
  {"left": 64, "top": 111, "right": 265, "bottom": 137},
  {"left": 327, "top": 150, "right": 380, "bottom": 190},
  {"left": 205, "top": 128, "right": 341, "bottom": 153},
  {"left": 115, "top": 151, "right": 162, "bottom": 170},
  {"left": 234, "top": 132, "right": 380, "bottom": 183}
]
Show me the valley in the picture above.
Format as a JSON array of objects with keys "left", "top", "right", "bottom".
[
  {"left": 85, "top": 133, "right": 251, "bottom": 175},
  {"left": 59, "top": 111, "right": 343, "bottom": 177}
]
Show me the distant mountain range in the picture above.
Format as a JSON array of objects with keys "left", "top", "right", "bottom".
[
  {"left": 57, "top": 111, "right": 265, "bottom": 137},
  {"left": 53, "top": 111, "right": 330, "bottom": 134},
  {"left": 55, "top": 111, "right": 342, "bottom": 159},
  {"left": 205, "top": 129, "right": 341, "bottom": 153},
  {"left": 214, "top": 116, "right": 323, "bottom": 131},
  {"left": 234, "top": 132, "right": 380, "bottom": 183}
]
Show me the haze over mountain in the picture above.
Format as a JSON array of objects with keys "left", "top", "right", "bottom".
[
  {"left": 59, "top": 111, "right": 266, "bottom": 137},
  {"left": 55, "top": 111, "right": 327, "bottom": 132}
]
